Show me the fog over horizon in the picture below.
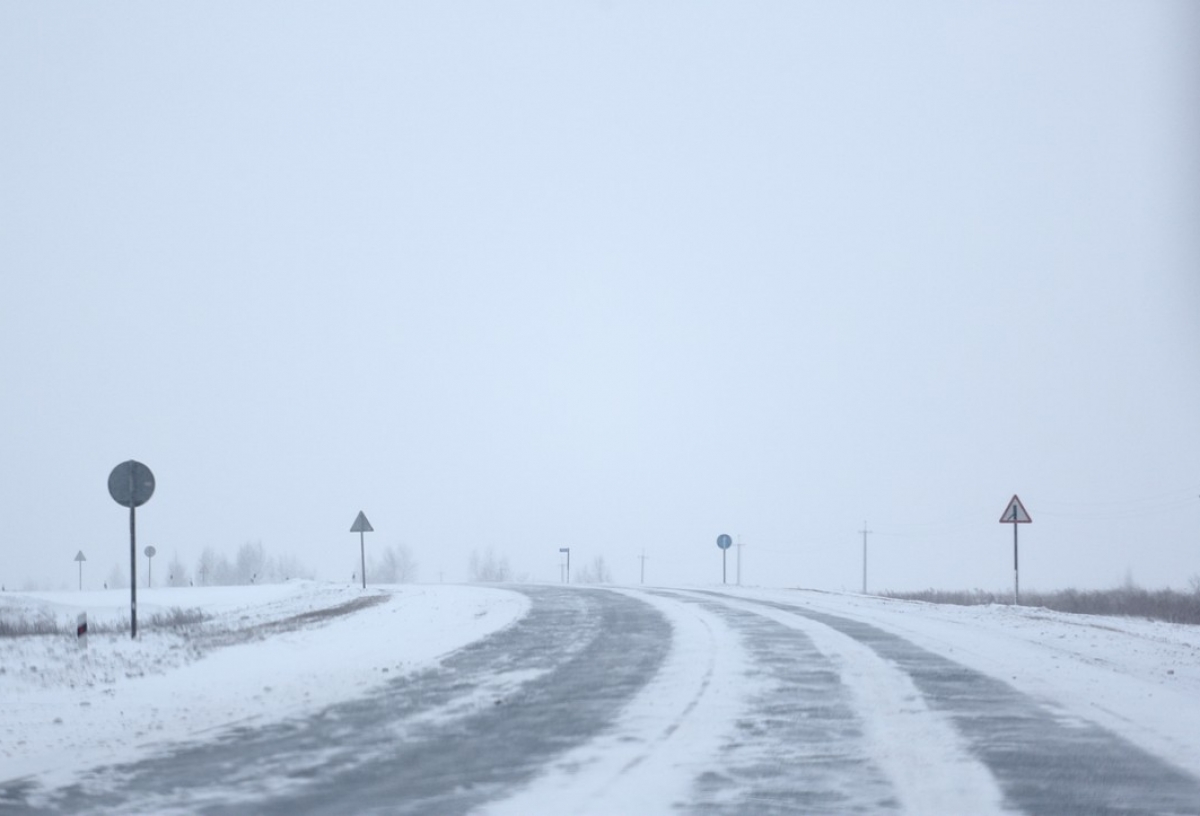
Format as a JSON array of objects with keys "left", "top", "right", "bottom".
[{"left": 3, "top": 3, "right": 1198, "bottom": 595}]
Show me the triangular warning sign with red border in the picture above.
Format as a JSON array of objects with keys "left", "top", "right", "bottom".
[{"left": 1000, "top": 495, "right": 1032, "bottom": 523}]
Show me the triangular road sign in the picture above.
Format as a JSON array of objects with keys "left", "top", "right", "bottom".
[
  {"left": 74, "top": 551, "right": 87, "bottom": 562},
  {"left": 1000, "top": 495, "right": 1032, "bottom": 524},
  {"left": 350, "top": 511, "right": 374, "bottom": 533}
]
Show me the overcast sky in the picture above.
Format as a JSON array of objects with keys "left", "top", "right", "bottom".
[{"left": 3, "top": 2, "right": 1198, "bottom": 594}]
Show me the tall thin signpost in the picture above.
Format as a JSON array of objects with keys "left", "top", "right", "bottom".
[
  {"left": 144, "top": 546, "right": 157, "bottom": 588},
  {"left": 1000, "top": 495, "right": 1032, "bottom": 604},
  {"left": 559, "top": 548, "right": 570, "bottom": 583},
  {"left": 859, "top": 522, "right": 872, "bottom": 594},
  {"left": 108, "top": 460, "right": 155, "bottom": 639},
  {"left": 717, "top": 534, "right": 732, "bottom": 584},
  {"left": 350, "top": 511, "right": 373, "bottom": 589},
  {"left": 75, "top": 551, "right": 86, "bottom": 590}
]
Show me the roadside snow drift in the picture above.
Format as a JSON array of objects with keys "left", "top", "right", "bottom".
[{"left": 0, "top": 582, "right": 528, "bottom": 789}]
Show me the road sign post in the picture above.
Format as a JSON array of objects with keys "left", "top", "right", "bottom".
[
  {"left": 108, "top": 460, "right": 155, "bottom": 640},
  {"left": 999, "top": 495, "right": 1032, "bottom": 604},
  {"left": 350, "top": 511, "right": 373, "bottom": 589},
  {"left": 559, "top": 548, "right": 570, "bottom": 583},
  {"left": 74, "top": 551, "right": 86, "bottom": 591},
  {"left": 717, "top": 534, "right": 732, "bottom": 584},
  {"left": 144, "top": 546, "right": 157, "bottom": 588}
]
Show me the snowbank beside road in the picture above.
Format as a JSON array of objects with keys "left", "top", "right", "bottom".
[{"left": 0, "top": 582, "right": 528, "bottom": 789}]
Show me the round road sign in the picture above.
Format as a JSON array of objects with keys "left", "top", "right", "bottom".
[
  {"left": 717, "top": 534, "right": 733, "bottom": 550},
  {"left": 108, "top": 460, "right": 155, "bottom": 508},
  {"left": 144, "top": 546, "right": 157, "bottom": 558}
]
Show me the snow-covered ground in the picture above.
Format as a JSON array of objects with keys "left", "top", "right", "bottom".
[
  {"left": 748, "top": 588, "right": 1200, "bottom": 780},
  {"left": 0, "top": 582, "right": 528, "bottom": 789},
  {"left": 3, "top": 582, "right": 1199, "bottom": 813}
]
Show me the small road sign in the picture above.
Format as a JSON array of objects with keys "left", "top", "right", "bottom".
[
  {"left": 144, "top": 546, "right": 157, "bottom": 588},
  {"left": 108, "top": 461, "right": 155, "bottom": 508},
  {"left": 1000, "top": 495, "right": 1032, "bottom": 523},
  {"left": 559, "top": 548, "right": 570, "bottom": 583},
  {"left": 108, "top": 460, "right": 155, "bottom": 640},
  {"left": 350, "top": 511, "right": 373, "bottom": 589},
  {"left": 717, "top": 534, "right": 732, "bottom": 584},
  {"left": 74, "top": 551, "right": 86, "bottom": 591},
  {"left": 1000, "top": 494, "right": 1032, "bottom": 605}
]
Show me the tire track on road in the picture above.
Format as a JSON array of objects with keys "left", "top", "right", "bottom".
[
  {"left": 703, "top": 591, "right": 1200, "bottom": 816},
  {"left": 645, "top": 590, "right": 900, "bottom": 815}
]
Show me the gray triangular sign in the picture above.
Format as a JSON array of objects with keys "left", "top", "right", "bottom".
[
  {"left": 1000, "top": 495, "right": 1032, "bottom": 523},
  {"left": 350, "top": 511, "right": 374, "bottom": 533},
  {"left": 75, "top": 551, "right": 86, "bottom": 562}
]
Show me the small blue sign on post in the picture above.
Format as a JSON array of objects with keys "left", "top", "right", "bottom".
[{"left": 717, "top": 534, "right": 732, "bottom": 584}]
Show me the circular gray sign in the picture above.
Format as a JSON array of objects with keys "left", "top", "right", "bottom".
[
  {"left": 144, "top": 546, "right": 157, "bottom": 558},
  {"left": 717, "top": 534, "right": 733, "bottom": 550},
  {"left": 108, "top": 460, "right": 155, "bottom": 508}
]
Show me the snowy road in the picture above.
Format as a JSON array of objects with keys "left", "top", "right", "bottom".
[{"left": 4, "top": 584, "right": 1200, "bottom": 814}]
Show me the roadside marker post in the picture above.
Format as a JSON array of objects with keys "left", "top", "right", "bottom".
[
  {"left": 76, "top": 612, "right": 88, "bottom": 650},
  {"left": 717, "top": 534, "right": 732, "bottom": 584},
  {"left": 350, "top": 511, "right": 374, "bottom": 589},
  {"left": 559, "top": 548, "right": 570, "bottom": 583},
  {"left": 1000, "top": 495, "right": 1032, "bottom": 604}
]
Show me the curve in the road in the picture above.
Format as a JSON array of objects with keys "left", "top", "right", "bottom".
[{"left": 0, "top": 586, "right": 671, "bottom": 816}]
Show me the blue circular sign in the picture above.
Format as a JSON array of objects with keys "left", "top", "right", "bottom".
[{"left": 717, "top": 534, "right": 733, "bottom": 550}]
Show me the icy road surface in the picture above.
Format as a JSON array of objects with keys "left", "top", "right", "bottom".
[{"left": 3, "top": 583, "right": 1200, "bottom": 814}]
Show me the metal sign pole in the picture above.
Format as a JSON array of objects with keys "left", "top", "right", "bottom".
[
  {"left": 108, "top": 460, "right": 155, "bottom": 640},
  {"left": 1013, "top": 523, "right": 1019, "bottom": 605},
  {"left": 999, "top": 495, "right": 1030, "bottom": 607},
  {"left": 360, "top": 530, "right": 366, "bottom": 589},
  {"left": 722, "top": 548, "right": 727, "bottom": 584},
  {"left": 130, "top": 503, "right": 138, "bottom": 639}
]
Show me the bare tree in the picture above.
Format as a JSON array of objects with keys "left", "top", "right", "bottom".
[
  {"left": 468, "top": 547, "right": 511, "bottom": 582},
  {"left": 235, "top": 540, "right": 266, "bottom": 584},
  {"left": 105, "top": 562, "right": 127, "bottom": 589},
  {"left": 167, "top": 552, "right": 190, "bottom": 587},
  {"left": 576, "top": 555, "right": 613, "bottom": 584},
  {"left": 372, "top": 544, "right": 419, "bottom": 583}
]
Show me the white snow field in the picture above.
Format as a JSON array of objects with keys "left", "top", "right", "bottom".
[
  {"left": 3, "top": 583, "right": 1199, "bottom": 813},
  {"left": 0, "top": 582, "right": 528, "bottom": 789}
]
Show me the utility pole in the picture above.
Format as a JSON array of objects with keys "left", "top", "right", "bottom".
[
  {"left": 638, "top": 550, "right": 648, "bottom": 584},
  {"left": 859, "top": 522, "right": 872, "bottom": 594}
]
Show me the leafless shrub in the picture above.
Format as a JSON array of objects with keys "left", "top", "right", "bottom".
[
  {"left": 880, "top": 587, "right": 1200, "bottom": 625},
  {"left": 0, "top": 610, "right": 60, "bottom": 637},
  {"left": 0, "top": 607, "right": 208, "bottom": 638}
]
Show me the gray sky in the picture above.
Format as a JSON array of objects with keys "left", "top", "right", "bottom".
[{"left": 3, "top": 2, "right": 1198, "bottom": 593}]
